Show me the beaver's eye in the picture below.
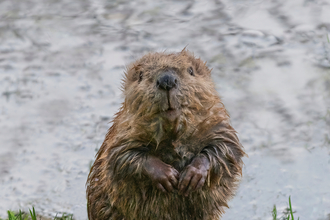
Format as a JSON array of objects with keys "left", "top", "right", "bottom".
[
  {"left": 188, "top": 67, "right": 194, "bottom": 76},
  {"left": 138, "top": 71, "right": 143, "bottom": 82}
]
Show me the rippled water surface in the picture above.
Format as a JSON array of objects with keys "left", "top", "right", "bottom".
[{"left": 1, "top": 0, "right": 330, "bottom": 219}]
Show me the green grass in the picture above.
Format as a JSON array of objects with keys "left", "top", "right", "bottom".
[
  {"left": 273, "top": 196, "right": 300, "bottom": 220},
  {"left": 0, "top": 207, "right": 73, "bottom": 220},
  {"left": 272, "top": 204, "right": 277, "bottom": 220}
]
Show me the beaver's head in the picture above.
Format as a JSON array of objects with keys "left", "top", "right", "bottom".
[{"left": 121, "top": 49, "right": 224, "bottom": 143}]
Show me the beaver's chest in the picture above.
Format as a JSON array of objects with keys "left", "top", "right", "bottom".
[{"left": 149, "top": 141, "right": 199, "bottom": 172}]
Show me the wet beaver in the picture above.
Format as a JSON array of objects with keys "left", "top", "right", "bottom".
[{"left": 86, "top": 49, "right": 246, "bottom": 220}]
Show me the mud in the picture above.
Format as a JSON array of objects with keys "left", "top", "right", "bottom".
[{"left": 0, "top": 0, "right": 330, "bottom": 219}]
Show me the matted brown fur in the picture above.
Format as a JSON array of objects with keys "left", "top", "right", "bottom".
[{"left": 86, "top": 49, "right": 246, "bottom": 220}]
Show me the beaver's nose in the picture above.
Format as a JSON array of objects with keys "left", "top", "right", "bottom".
[{"left": 156, "top": 73, "right": 178, "bottom": 91}]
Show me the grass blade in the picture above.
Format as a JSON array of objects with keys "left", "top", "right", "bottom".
[
  {"left": 29, "top": 207, "right": 37, "bottom": 220},
  {"left": 272, "top": 205, "right": 277, "bottom": 220},
  {"left": 18, "top": 210, "right": 22, "bottom": 220},
  {"left": 289, "top": 196, "right": 294, "bottom": 220},
  {"left": 7, "top": 211, "right": 15, "bottom": 220}
]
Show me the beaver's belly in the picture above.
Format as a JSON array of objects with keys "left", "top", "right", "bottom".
[{"left": 116, "top": 183, "right": 219, "bottom": 220}]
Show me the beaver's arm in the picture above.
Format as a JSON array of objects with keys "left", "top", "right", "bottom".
[
  {"left": 112, "top": 145, "right": 179, "bottom": 192},
  {"left": 112, "top": 146, "right": 149, "bottom": 179},
  {"left": 179, "top": 129, "right": 244, "bottom": 196}
]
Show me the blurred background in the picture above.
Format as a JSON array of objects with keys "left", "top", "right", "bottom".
[{"left": 0, "top": 0, "right": 330, "bottom": 219}]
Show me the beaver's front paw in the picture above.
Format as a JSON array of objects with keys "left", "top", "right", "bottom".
[
  {"left": 178, "top": 154, "right": 210, "bottom": 197},
  {"left": 143, "top": 155, "right": 179, "bottom": 193}
]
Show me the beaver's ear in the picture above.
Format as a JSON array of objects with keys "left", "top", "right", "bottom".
[
  {"left": 122, "top": 64, "right": 143, "bottom": 91},
  {"left": 125, "top": 64, "right": 144, "bottom": 82},
  {"left": 195, "top": 58, "right": 211, "bottom": 76}
]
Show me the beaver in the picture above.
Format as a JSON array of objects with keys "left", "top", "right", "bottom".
[{"left": 86, "top": 49, "right": 246, "bottom": 220}]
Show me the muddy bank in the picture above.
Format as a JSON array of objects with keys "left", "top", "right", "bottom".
[{"left": 0, "top": 0, "right": 330, "bottom": 219}]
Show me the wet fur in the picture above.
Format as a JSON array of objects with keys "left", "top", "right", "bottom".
[{"left": 86, "top": 50, "right": 246, "bottom": 220}]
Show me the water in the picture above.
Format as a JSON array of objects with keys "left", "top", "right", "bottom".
[{"left": 0, "top": 0, "right": 329, "bottom": 219}]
